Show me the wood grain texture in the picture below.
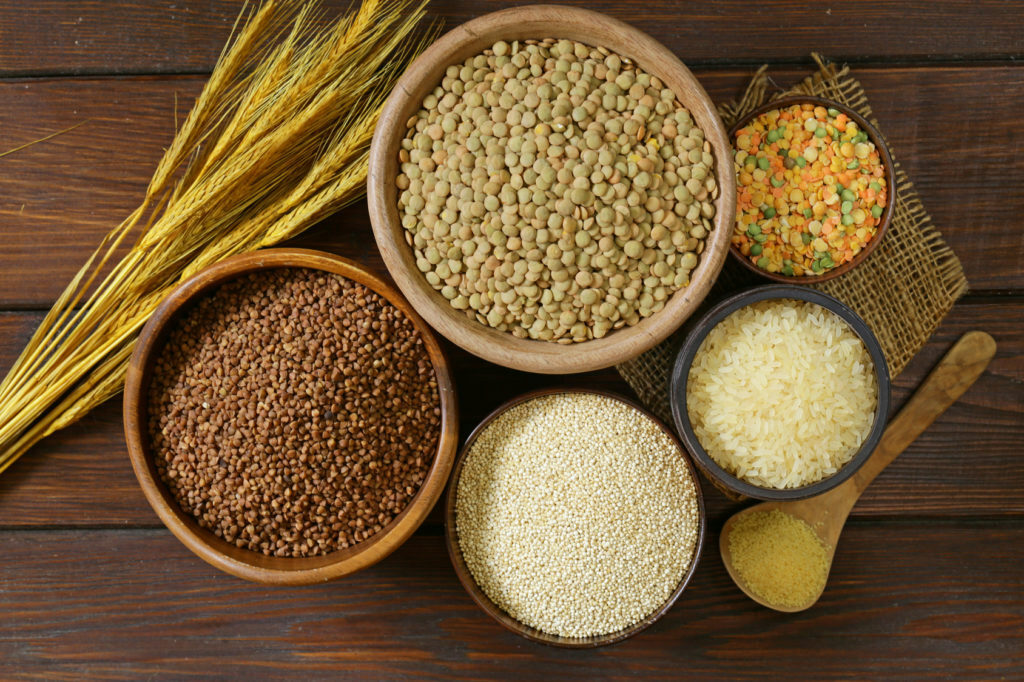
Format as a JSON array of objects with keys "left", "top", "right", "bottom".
[
  {"left": 1, "top": 66, "right": 1021, "bottom": 308},
  {"left": 854, "top": 331, "right": 997, "bottom": 492},
  {"left": 1, "top": 525, "right": 1021, "bottom": 678},
  {"left": 0, "top": 299, "right": 1020, "bottom": 528},
  {"left": 1, "top": 0, "right": 1022, "bottom": 77}
]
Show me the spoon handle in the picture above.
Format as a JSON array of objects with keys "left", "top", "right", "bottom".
[{"left": 852, "top": 331, "right": 997, "bottom": 494}]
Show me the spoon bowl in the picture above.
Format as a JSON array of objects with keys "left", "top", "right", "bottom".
[
  {"left": 719, "top": 490, "right": 848, "bottom": 612},
  {"left": 719, "top": 331, "right": 996, "bottom": 612}
]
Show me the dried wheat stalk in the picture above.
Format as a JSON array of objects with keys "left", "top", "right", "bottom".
[{"left": 0, "top": 0, "right": 431, "bottom": 474}]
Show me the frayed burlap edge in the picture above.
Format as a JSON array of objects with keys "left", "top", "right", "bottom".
[{"left": 617, "top": 55, "right": 969, "bottom": 425}]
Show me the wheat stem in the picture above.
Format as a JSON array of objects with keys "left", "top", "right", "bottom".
[{"left": 0, "top": 0, "right": 432, "bottom": 475}]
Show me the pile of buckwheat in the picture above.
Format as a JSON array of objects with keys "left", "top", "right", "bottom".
[
  {"left": 455, "top": 392, "right": 701, "bottom": 638},
  {"left": 397, "top": 38, "right": 717, "bottom": 343},
  {"left": 147, "top": 268, "right": 441, "bottom": 558}
]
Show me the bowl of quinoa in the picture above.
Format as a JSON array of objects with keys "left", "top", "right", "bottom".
[
  {"left": 729, "top": 96, "right": 895, "bottom": 282},
  {"left": 445, "top": 388, "right": 705, "bottom": 647}
]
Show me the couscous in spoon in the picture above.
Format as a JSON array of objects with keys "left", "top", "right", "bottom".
[{"left": 719, "top": 331, "right": 996, "bottom": 612}]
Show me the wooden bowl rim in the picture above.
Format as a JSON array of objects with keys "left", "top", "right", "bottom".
[
  {"left": 726, "top": 94, "right": 897, "bottom": 284},
  {"left": 443, "top": 387, "right": 707, "bottom": 648},
  {"left": 668, "top": 284, "right": 892, "bottom": 501},
  {"left": 123, "top": 248, "right": 458, "bottom": 585},
  {"left": 367, "top": 4, "right": 736, "bottom": 374}
]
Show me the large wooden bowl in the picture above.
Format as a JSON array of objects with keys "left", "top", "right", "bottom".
[
  {"left": 367, "top": 5, "right": 736, "bottom": 374},
  {"left": 123, "top": 249, "right": 458, "bottom": 585},
  {"left": 444, "top": 388, "right": 706, "bottom": 647}
]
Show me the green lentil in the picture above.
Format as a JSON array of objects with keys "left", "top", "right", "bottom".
[{"left": 396, "top": 37, "right": 716, "bottom": 343}]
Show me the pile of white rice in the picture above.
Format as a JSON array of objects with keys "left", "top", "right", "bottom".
[{"left": 686, "top": 299, "right": 877, "bottom": 489}]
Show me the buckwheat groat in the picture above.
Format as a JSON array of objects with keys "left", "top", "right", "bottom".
[{"left": 148, "top": 268, "right": 441, "bottom": 558}]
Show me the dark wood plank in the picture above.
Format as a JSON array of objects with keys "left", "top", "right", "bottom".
[
  {"left": 1, "top": 64, "right": 1021, "bottom": 309},
  {"left": 0, "top": 75, "right": 199, "bottom": 309},
  {"left": 0, "top": 299, "right": 1020, "bottom": 528},
  {"left": 2, "top": 0, "right": 1022, "bottom": 78},
  {"left": 1, "top": 524, "right": 1021, "bottom": 678},
  {"left": 875, "top": 301, "right": 1024, "bottom": 516},
  {"left": 0, "top": 1, "right": 240, "bottom": 77},
  {"left": 0, "top": 3, "right": 1018, "bottom": 678}
]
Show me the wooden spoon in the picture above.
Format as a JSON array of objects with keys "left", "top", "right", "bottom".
[{"left": 719, "top": 331, "right": 997, "bottom": 612}]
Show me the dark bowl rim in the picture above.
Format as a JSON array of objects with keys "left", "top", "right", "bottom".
[
  {"left": 443, "top": 386, "right": 707, "bottom": 648},
  {"left": 726, "top": 94, "right": 897, "bottom": 284},
  {"left": 669, "top": 284, "right": 891, "bottom": 501}
]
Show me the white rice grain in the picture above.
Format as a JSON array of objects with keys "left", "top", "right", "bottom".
[{"left": 686, "top": 299, "right": 877, "bottom": 489}]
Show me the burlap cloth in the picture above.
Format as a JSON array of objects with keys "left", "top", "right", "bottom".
[{"left": 617, "top": 55, "right": 969, "bottom": 424}]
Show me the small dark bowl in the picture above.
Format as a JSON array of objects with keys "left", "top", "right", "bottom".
[
  {"left": 444, "top": 388, "right": 706, "bottom": 648},
  {"left": 669, "top": 285, "right": 891, "bottom": 501},
  {"left": 728, "top": 95, "right": 896, "bottom": 284}
]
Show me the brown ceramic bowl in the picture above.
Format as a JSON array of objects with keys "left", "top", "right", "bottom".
[
  {"left": 123, "top": 249, "right": 458, "bottom": 585},
  {"left": 727, "top": 95, "right": 896, "bottom": 284},
  {"left": 444, "top": 388, "right": 706, "bottom": 647},
  {"left": 669, "top": 285, "right": 891, "bottom": 501},
  {"left": 367, "top": 5, "right": 736, "bottom": 374}
]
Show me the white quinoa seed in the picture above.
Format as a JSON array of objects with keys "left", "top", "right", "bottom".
[{"left": 455, "top": 392, "right": 700, "bottom": 638}]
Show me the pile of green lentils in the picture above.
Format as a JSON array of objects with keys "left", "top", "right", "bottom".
[{"left": 397, "top": 38, "right": 717, "bottom": 343}]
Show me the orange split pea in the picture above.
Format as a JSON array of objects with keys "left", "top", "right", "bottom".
[{"left": 732, "top": 103, "right": 887, "bottom": 276}]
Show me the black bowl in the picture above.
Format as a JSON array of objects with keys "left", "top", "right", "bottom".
[{"left": 669, "top": 285, "right": 891, "bottom": 500}]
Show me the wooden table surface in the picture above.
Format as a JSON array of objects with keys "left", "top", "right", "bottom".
[{"left": 2, "top": 1, "right": 1023, "bottom": 679}]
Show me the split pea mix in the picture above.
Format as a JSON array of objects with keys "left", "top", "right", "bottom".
[
  {"left": 732, "top": 103, "right": 888, "bottom": 276},
  {"left": 147, "top": 268, "right": 442, "bottom": 558}
]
